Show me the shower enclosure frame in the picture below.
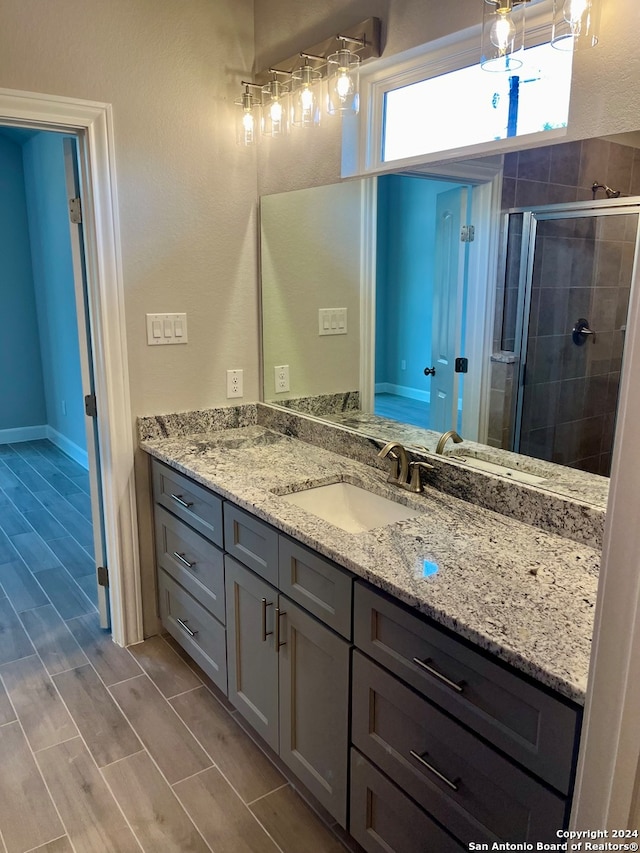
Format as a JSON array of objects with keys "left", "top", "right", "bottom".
[{"left": 505, "top": 196, "right": 640, "bottom": 460}]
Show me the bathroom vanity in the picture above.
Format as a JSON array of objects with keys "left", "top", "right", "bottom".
[{"left": 141, "top": 416, "right": 598, "bottom": 852}]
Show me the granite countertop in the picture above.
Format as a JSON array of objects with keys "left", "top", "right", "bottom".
[{"left": 141, "top": 424, "right": 599, "bottom": 705}]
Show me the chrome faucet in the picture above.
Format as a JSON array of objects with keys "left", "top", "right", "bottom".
[
  {"left": 377, "top": 441, "right": 434, "bottom": 493},
  {"left": 435, "top": 430, "right": 463, "bottom": 455}
]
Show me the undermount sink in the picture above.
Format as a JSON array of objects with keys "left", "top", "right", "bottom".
[
  {"left": 452, "top": 455, "right": 547, "bottom": 485},
  {"left": 278, "top": 481, "right": 423, "bottom": 534}
]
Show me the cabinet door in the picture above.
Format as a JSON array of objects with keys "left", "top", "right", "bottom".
[
  {"left": 278, "top": 597, "right": 350, "bottom": 828},
  {"left": 225, "top": 556, "right": 279, "bottom": 751}
]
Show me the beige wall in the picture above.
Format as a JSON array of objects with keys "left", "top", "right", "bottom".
[
  {"left": 261, "top": 182, "right": 362, "bottom": 400},
  {"left": 0, "top": 0, "right": 259, "bottom": 417}
]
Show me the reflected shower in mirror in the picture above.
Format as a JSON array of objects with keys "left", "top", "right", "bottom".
[{"left": 260, "top": 134, "right": 640, "bottom": 506}]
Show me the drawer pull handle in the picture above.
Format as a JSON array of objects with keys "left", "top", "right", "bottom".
[
  {"left": 176, "top": 617, "right": 198, "bottom": 638},
  {"left": 410, "top": 750, "right": 460, "bottom": 792},
  {"left": 170, "top": 493, "right": 193, "bottom": 509},
  {"left": 173, "top": 551, "right": 196, "bottom": 569},
  {"left": 412, "top": 657, "right": 464, "bottom": 693},
  {"left": 261, "top": 597, "right": 274, "bottom": 641},
  {"left": 275, "top": 607, "right": 287, "bottom": 651}
]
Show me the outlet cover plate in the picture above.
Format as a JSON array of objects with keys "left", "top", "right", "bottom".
[
  {"left": 274, "top": 364, "right": 290, "bottom": 393},
  {"left": 226, "top": 369, "right": 243, "bottom": 398}
]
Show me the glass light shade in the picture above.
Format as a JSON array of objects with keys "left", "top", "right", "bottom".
[
  {"left": 235, "top": 90, "right": 260, "bottom": 146},
  {"left": 291, "top": 65, "right": 322, "bottom": 127},
  {"left": 262, "top": 80, "right": 289, "bottom": 137},
  {"left": 327, "top": 49, "right": 361, "bottom": 115},
  {"left": 481, "top": 0, "right": 526, "bottom": 72},
  {"left": 551, "top": 0, "right": 600, "bottom": 51}
]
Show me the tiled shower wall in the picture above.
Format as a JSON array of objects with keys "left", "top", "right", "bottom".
[{"left": 487, "top": 138, "right": 640, "bottom": 463}]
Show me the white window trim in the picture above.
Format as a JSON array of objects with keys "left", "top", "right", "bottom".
[{"left": 343, "top": 6, "right": 564, "bottom": 179}]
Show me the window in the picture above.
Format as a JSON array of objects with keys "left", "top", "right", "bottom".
[{"left": 382, "top": 42, "right": 573, "bottom": 164}]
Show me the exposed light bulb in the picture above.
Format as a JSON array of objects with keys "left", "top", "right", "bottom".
[
  {"left": 490, "top": 11, "right": 516, "bottom": 53},
  {"left": 563, "top": 0, "right": 588, "bottom": 32},
  {"left": 336, "top": 71, "right": 352, "bottom": 101},
  {"left": 300, "top": 87, "right": 314, "bottom": 112},
  {"left": 269, "top": 100, "right": 283, "bottom": 123},
  {"left": 242, "top": 111, "right": 255, "bottom": 133}
]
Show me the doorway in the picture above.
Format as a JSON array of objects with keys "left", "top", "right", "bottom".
[
  {"left": 0, "top": 88, "right": 141, "bottom": 646},
  {"left": 0, "top": 126, "right": 110, "bottom": 625},
  {"left": 510, "top": 201, "right": 640, "bottom": 475}
]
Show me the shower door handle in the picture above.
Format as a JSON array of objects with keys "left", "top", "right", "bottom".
[{"left": 424, "top": 366, "right": 436, "bottom": 376}]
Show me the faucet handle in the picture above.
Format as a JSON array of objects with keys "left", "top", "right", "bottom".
[{"left": 408, "top": 460, "right": 435, "bottom": 493}]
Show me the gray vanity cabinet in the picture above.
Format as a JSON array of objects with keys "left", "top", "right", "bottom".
[
  {"left": 225, "top": 552, "right": 351, "bottom": 827},
  {"left": 152, "top": 460, "right": 227, "bottom": 693}
]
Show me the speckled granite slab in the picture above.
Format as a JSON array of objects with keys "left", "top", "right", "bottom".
[
  {"left": 140, "top": 424, "right": 599, "bottom": 704},
  {"left": 265, "top": 391, "right": 360, "bottom": 416},
  {"left": 257, "top": 403, "right": 606, "bottom": 550},
  {"left": 138, "top": 404, "right": 257, "bottom": 441}
]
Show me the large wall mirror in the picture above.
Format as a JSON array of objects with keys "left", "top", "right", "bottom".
[{"left": 260, "top": 133, "right": 640, "bottom": 509}]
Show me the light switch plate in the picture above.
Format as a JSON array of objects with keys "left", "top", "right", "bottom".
[
  {"left": 318, "top": 308, "right": 348, "bottom": 336},
  {"left": 146, "top": 313, "right": 188, "bottom": 345}
]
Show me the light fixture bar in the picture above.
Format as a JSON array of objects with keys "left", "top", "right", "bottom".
[{"left": 253, "top": 17, "right": 381, "bottom": 86}]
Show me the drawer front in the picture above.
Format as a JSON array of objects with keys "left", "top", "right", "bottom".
[
  {"left": 224, "top": 504, "right": 278, "bottom": 585},
  {"left": 354, "top": 582, "right": 579, "bottom": 794},
  {"left": 278, "top": 536, "right": 353, "bottom": 639},
  {"left": 350, "top": 750, "right": 464, "bottom": 853},
  {"left": 352, "top": 651, "right": 567, "bottom": 845},
  {"left": 152, "top": 460, "right": 223, "bottom": 546},
  {"left": 158, "top": 569, "right": 227, "bottom": 694},
  {"left": 155, "top": 505, "right": 225, "bottom": 623}
]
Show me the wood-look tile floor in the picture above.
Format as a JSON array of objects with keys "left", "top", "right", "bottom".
[{"left": 0, "top": 440, "right": 348, "bottom": 853}]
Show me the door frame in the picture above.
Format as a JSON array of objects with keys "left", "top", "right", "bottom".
[
  {"left": 360, "top": 167, "right": 501, "bottom": 442},
  {"left": 0, "top": 87, "right": 143, "bottom": 647}
]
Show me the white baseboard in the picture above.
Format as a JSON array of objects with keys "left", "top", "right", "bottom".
[
  {"left": 375, "top": 382, "right": 430, "bottom": 403},
  {"left": 46, "top": 426, "right": 89, "bottom": 470},
  {"left": 0, "top": 424, "right": 48, "bottom": 444}
]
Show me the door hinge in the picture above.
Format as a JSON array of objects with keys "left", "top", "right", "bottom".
[
  {"left": 97, "top": 566, "right": 109, "bottom": 588},
  {"left": 460, "top": 225, "right": 475, "bottom": 243},
  {"left": 84, "top": 393, "right": 97, "bottom": 417},
  {"left": 69, "top": 196, "right": 82, "bottom": 224}
]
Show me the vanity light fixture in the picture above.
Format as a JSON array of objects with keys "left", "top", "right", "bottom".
[
  {"left": 481, "top": 0, "right": 530, "bottom": 72},
  {"left": 262, "top": 72, "right": 290, "bottom": 137},
  {"left": 235, "top": 83, "right": 262, "bottom": 146},
  {"left": 291, "top": 59, "right": 322, "bottom": 128},
  {"left": 327, "top": 36, "right": 364, "bottom": 116},
  {"left": 551, "top": 0, "right": 601, "bottom": 51},
  {"left": 249, "top": 17, "right": 381, "bottom": 130}
]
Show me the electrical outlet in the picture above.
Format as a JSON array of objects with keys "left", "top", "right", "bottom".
[
  {"left": 226, "top": 369, "right": 243, "bottom": 398},
  {"left": 274, "top": 364, "right": 290, "bottom": 393}
]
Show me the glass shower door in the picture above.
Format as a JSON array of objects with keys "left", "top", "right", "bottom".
[{"left": 515, "top": 207, "right": 639, "bottom": 476}]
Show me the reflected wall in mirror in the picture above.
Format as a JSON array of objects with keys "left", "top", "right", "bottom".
[{"left": 260, "top": 134, "right": 640, "bottom": 503}]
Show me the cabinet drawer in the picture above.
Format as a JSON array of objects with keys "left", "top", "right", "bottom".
[
  {"left": 354, "top": 582, "right": 579, "bottom": 794},
  {"left": 350, "top": 750, "right": 464, "bottom": 853},
  {"left": 224, "top": 503, "right": 279, "bottom": 585},
  {"left": 158, "top": 569, "right": 227, "bottom": 694},
  {"left": 152, "top": 460, "right": 223, "bottom": 546},
  {"left": 278, "top": 536, "right": 353, "bottom": 639},
  {"left": 352, "top": 652, "right": 567, "bottom": 845},
  {"left": 155, "top": 505, "right": 225, "bottom": 623}
]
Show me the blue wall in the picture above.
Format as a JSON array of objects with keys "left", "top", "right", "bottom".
[
  {"left": 22, "top": 133, "right": 86, "bottom": 456},
  {"left": 0, "top": 135, "right": 47, "bottom": 431},
  {"left": 375, "top": 174, "right": 465, "bottom": 398}
]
